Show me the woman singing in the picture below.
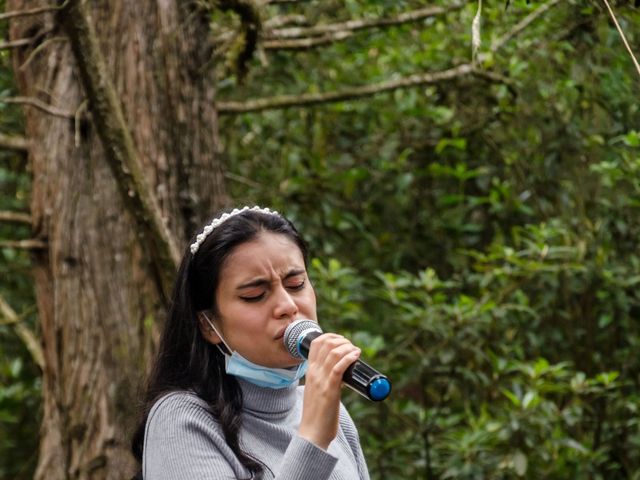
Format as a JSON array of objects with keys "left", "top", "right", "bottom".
[{"left": 131, "top": 206, "right": 370, "bottom": 479}]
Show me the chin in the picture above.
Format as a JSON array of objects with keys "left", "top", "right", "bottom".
[{"left": 281, "top": 357, "right": 304, "bottom": 369}]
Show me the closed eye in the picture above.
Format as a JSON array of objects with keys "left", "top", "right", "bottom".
[
  {"left": 240, "top": 292, "right": 265, "bottom": 302},
  {"left": 240, "top": 280, "right": 304, "bottom": 301},
  {"left": 287, "top": 280, "right": 305, "bottom": 291}
]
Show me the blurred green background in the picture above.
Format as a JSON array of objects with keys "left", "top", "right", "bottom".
[{"left": 2, "top": 0, "right": 639, "bottom": 478}]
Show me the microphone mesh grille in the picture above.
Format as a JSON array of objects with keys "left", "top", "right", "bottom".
[{"left": 284, "top": 319, "right": 323, "bottom": 358}]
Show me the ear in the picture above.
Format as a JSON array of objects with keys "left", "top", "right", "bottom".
[{"left": 197, "top": 311, "right": 222, "bottom": 345}]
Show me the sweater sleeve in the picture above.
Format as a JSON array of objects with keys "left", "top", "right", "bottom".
[
  {"left": 273, "top": 436, "right": 338, "bottom": 480},
  {"left": 338, "top": 404, "right": 371, "bottom": 480},
  {"left": 143, "top": 392, "right": 339, "bottom": 480},
  {"left": 143, "top": 392, "right": 242, "bottom": 480}
]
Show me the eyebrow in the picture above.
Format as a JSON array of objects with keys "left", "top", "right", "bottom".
[{"left": 236, "top": 269, "right": 306, "bottom": 290}]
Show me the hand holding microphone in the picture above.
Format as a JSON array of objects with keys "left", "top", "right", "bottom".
[
  {"left": 284, "top": 319, "right": 391, "bottom": 402},
  {"left": 286, "top": 319, "right": 390, "bottom": 450}
]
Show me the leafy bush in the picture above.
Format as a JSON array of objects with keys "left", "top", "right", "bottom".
[{"left": 313, "top": 238, "right": 639, "bottom": 478}]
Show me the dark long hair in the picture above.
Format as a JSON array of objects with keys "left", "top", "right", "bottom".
[{"left": 131, "top": 208, "right": 309, "bottom": 478}]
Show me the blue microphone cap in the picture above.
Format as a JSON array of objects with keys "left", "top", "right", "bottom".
[{"left": 368, "top": 377, "right": 391, "bottom": 401}]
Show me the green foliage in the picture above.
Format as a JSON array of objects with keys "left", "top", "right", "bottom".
[
  {"left": 1, "top": 0, "right": 639, "bottom": 477},
  {"left": 218, "top": 0, "right": 640, "bottom": 478},
  {"left": 312, "top": 239, "right": 640, "bottom": 477},
  {"left": 0, "top": 1, "right": 40, "bottom": 477},
  {"left": 0, "top": 355, "right": 41, "bottom": 478}
]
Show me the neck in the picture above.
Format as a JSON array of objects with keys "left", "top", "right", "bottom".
[{"left": 238, "top": 378, "right": 298, "bottom": 417}]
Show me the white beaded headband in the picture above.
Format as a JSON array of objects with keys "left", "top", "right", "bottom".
[{"left": 190, "top": 206, "right": 280, "bottom": 255}]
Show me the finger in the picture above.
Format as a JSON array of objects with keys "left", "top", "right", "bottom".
[
  {"left": 310, "top": 333, "right": 346, "bottom": 348},
  {"left": 324, "top": 342, "right": 359, "bottom": 363},
  {"left": 312, "top": 344, "right": 354, "bottom": 374},
  {"left": 329, "top": 348, "right": 361, "bottom": 381},
  {"left": 308, "top": 334, "right": 350, "bottom": 360},
  {"left": 306, "top": 343, "right": 359, "bottom": 382}
]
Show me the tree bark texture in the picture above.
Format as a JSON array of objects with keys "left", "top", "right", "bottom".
[{"left": 7, "top": 1, "right": 228, "bottom": 478}]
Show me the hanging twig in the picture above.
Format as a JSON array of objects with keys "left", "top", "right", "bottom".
[
  {"left": 471, "top": 0, "right": 482, "bottom": 63},
  {"left": 20, "top": 36, "right": 67, "bottom": 71},
  {"left": 602, "top": 0, "right": 640, "bottom": 79},
  {"left": 0, "top": 294, "right": 44, "bottom": 370},
  {"left": 489, "top": 0, "right": 563, "bottom": 54}
]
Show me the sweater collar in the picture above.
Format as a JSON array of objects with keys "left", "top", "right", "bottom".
[{"left": 238, "top": 378, "right": 298, "bottom": 416}]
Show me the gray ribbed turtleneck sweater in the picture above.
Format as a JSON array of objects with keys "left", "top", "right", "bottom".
[{"left": 142, "top": 379, "right": 370, "bottom": 479}]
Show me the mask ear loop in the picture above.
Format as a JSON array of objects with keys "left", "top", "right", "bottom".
[{"left": 202, "top": 312, "right": 233, "bottom": 356}]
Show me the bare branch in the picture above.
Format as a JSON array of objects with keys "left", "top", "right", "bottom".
[
  {"left": 0, "top": 26, "right": 55, "bottom": 51},
  {"left": 266, "top": 3, "right": 465, "bottom": 40},
  {"left": 264, "top": 14, "right": 307, "bottom": 29},
  {"left": 472, "top": 68, "right": 518, "bottom": 96},
  {"left": 0, "top": 37, "right": 35, "bottom": 50},
  {"left": 20, "top": 36, "right": 67, "bottom": 71},
  {"left": 0, "top": 211, "right": 31, "bottom": 224},
  {"left": 472, "top": 68, "right": 514, "bottom": 86},
  {"left": 266, "top": 0, "right": 313, "bottom": 4},
  {"left": 224, "top": 171, "right": 262, "bottom": 188},
  {"left": 0, "top": 1, "right": 67, "bottom": 22},
  {"left": 0, "top": 132, "right": 29, "bottom": 152},
  {"left": 0, "top": 239, "right": 46, "bottom": 250},
  {"left": 0, "top": 294, "right": 44, "bottom": 370},
  {"left": 218, "top": 63, "right": 494, "bottom": 114},
  {"left": 264, "top": 31, "right": 355, "bottom": 50},
  {"left": 489, "top": 0, "right": 563, "bottom": 54},
  {"left": 1, "top": 96, "right": 76, "bottom": 119},
  {"left": 60, "top": 0, "right": 180, "bottom": 300}
]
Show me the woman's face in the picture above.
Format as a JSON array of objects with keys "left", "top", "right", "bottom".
[{"left": 208, "top": 231, "right": 317, "bottom": 368}]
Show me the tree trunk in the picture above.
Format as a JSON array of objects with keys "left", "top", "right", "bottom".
[{"left": 7, "top": 1, "right": 228, "bottom": 478}]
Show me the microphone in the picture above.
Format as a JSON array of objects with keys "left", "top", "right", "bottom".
[{"left": 284, "top": 319, "right": 391, "bottom": 401}]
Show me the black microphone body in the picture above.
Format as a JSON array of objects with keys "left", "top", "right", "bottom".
[{"left": 284, "top": 320, "right": 391, "bottom": 402}]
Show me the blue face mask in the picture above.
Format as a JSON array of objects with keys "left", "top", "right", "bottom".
[
  {"left": 203, "top": 314, "right": 307, "bottom": 389},
  {"left": 224, "top": 351, "right": 308, "bottom": 389}
]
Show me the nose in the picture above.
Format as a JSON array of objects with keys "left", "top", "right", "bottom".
[{"left": 273, "top": 285, "right": 299, "bottom": 319}]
